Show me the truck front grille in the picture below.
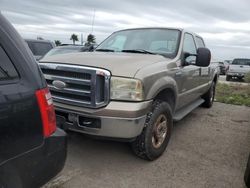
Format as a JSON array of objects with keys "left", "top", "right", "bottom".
[{"left": 39, "top": 63, "right": 110, "bottom": 108}]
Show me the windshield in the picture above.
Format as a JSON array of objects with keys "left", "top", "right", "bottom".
[
  {"left": 43, "top": 47, "right": 81, "bottom": 58},
  {"left": 96, "top": 29, "right": 181, "bottom": 58},
  {"left": 232, "top": 59, "right": 250, "bottom": 65}
]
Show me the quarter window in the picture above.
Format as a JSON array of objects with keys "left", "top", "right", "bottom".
[{"left": 0, "top": 46, "right": 19, "bottom": 81}]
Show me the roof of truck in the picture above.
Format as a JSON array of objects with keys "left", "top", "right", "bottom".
[
  {"left": 113, "top": 27, "right": 203, "bottom": 39},
  {"left": 116, "top": 27, "right": 184, "bottom": 32}
]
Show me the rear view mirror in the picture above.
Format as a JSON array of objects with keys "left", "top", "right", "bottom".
[{"left": 196, "top": 47, "right": 211, "bottom": 67}]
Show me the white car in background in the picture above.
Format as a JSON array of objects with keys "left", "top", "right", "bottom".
[{"left": 226, "top": 58, "right": 250, "bottom": 81}]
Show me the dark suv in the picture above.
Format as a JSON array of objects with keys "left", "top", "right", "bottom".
[{"left": 0, "top": 13, "right": 67, "bottom": 187}]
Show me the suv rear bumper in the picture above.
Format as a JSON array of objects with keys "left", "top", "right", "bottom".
[
  {"left": 0, "top": 128, "right": 67, "bottom": 188},
  {"left": 55, "top": 100, "right": 152, "bottom": 139}
]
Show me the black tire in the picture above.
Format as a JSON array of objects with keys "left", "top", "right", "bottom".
[
  {"left": 202, "top": 82, "right": 215, "bottom": 108},
  {"left": 131, "top": 100, "right": 173, "bottom": 161},
  {"left": 245, "top": 153, "right": 250, "bottom": 187},
  {"left": 226, "top": 75, "right": 231, "bottom": 81}
]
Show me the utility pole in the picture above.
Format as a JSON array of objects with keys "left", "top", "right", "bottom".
[{"left": 81, "top": 33, "right": 83, "bottom": 45}]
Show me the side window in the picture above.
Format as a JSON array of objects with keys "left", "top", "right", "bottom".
[
  {"left": 196, "top": 37, "right": 205, "bottom": 48},
  {"left": 183, "top": 33, "right": 197, "bottom": 54},
  {"left": 183, "top": 33, "right": 197, "bottom": 64},
  {"left": 0, "top": 46, "right": 19, "bottom": 81}
]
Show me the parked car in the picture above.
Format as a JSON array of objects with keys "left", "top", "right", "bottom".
[
  {"left": 218, "top": 61, "right": 228, "bottom": 75},
  {"left": 0, "top": 13, "right": 67, "bottom": 188},
  {"left": 25, "top": 39, "right": 55, "bottom": 61},
  {"left": 226, "top": 58, "right": 250, "bottom": 81},
  {"left": 42, "top": 44, "right": 95, "bottom": 59},
  {"left": 40, "top": 28, "right": 219, "bottom": 161},
  {"left": 224, "top": 60, "right": 232, "bottom": 64}
]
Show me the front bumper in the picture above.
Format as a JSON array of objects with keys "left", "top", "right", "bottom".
[{"left": 55, "top": 100, "right": 152, "bottom": 139}]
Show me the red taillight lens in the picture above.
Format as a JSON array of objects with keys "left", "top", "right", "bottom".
[{"left": 36, "top": 87, "right": 56, "bottom": 137}]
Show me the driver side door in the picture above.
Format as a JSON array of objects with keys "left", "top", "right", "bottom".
[{"left": 176, "top": 33, "right": 201, "bottom": 109}]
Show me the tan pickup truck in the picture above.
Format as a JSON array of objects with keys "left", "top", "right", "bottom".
[{"left": 40, "top": 28, "right": 219, "bottom": 160}]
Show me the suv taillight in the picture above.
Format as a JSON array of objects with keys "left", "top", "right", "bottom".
[{"left": 36, "top": 87, "right": 56, "bottom": 137}]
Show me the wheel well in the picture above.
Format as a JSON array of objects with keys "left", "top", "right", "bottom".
[{"left": 154, "top": 88, "right": 176, "bottom": 111}]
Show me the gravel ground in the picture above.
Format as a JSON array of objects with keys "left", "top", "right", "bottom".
[{"left": 44, "top": 103, "right": 250, "bottom": 188}]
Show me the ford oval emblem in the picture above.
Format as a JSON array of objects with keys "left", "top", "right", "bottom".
[{"left": 52, "top": 80, "right": 67, "bottom": 90}]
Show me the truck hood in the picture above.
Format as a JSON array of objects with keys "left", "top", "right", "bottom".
[{"left": 40, "top": 52, "right": 168, "bottom": 77}]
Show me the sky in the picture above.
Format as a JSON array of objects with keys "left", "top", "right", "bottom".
[{"left": 1, "top": 0, "right": 250, "bottom": 60}]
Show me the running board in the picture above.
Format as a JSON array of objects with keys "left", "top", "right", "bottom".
[{"left": 173, "top": 98, "right": 205, "bottom": 122}]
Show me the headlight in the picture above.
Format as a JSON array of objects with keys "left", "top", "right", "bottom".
[{"left": 110, "top": 77, "right": 144, "bottom": 101}]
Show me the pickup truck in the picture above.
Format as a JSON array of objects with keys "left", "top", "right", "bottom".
[
  {"left": 226, "top": 58, "right": 250, "bottom": 81},
  {"left": 40, "top": 28, "right": 219, "bottom": 160}
]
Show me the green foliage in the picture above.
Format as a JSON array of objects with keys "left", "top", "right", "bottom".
[
  {"left": 245, "top": 72, "right": 250, "bottom": 83},
  {"left": 86, "top": 34, "right": 96, "bottom": 45},
  {"left": 215, "top": 83, "right": 250, "bottom": 106},
  {"left": 54, "top": 40, "right": 61, "bottom": 46},
  {"left": 70, "top": 34, "right": 79, "bottom": 45}
]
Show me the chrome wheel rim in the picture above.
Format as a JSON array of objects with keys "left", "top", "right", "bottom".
[{"left": 152, "top": 114, "right": 168, "bottom": 149}]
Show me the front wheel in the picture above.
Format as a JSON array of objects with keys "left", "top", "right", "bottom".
[
  {"left": 131, "top": 100, "right": 173, "bottom": 161},
  {"left": 202, "top": 82, "right": 215, "bottom": 108}
]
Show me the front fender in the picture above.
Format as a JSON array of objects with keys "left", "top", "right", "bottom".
[{"left": 145, "top": 76, "right": 178, "bottom": 100}]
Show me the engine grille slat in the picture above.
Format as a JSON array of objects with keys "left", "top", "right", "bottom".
[
  {"left": 39, "top": 63, "right": 110, "bottom": 108},
  {"left": 48, "top": 85, "right": 91, "bottom": 97},
  {"left": 44, "top": 74, "right": 91, "bottom": 86}
]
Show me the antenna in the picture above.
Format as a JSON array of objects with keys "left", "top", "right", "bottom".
[{"left": 91, "top": 9, "right": 96, "bottom": 34}]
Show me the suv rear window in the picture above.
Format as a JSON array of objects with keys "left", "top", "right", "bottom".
[
  {"left": 232, "top": 59, "right": 250, "bottom": 65},
  {"left": 26, "top": 41, "right": 53, "bottom": 56},
  {"left": 0, "top": 46, "right": 19, "bottom": 81}
]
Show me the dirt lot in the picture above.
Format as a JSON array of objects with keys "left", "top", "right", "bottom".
[{"left": 45, "top": 103, "right": 250, "bottom": 188}]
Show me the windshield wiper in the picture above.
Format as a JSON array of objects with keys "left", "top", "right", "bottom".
[
  {"left": 95, "top": 49, "right": 115, "bottom": 52},
  {"left": 122, "top": 49, "right": 156, "bottom": 55},
  {"left": 0, "top": 66, "right": 10, "bottom": 78}
]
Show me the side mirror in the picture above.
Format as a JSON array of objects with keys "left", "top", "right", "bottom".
[{"left": 196, "top": 47, "right": 211, "bottom": 67}]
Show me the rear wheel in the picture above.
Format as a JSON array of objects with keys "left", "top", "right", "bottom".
[
  {"left": 202, "top": 82, "right": 215, "bottom": 108},
  {"left": 131, "top": 100, "right": 173, "bottom": 161},
  {"left": 226, "top": 75, "right": 231, "bottom": 81}
]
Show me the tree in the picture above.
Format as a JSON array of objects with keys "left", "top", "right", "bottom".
[
  {"left": 85, "top": 34, "right": 96, "bottom": 46},
  {"left": 70, "top": 34, "right": 79, "bottom": 45},
  {"left": 54, "top": 40, "right": 62, "bottom": 46}
]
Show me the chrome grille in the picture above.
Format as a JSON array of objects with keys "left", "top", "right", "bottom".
[{"left": 39, "top": 63, "right": 110, "bottom": 108}]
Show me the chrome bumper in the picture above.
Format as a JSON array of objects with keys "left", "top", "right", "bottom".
[{"left": 55, "top": 101, "right": 152, "bottom": 139}]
